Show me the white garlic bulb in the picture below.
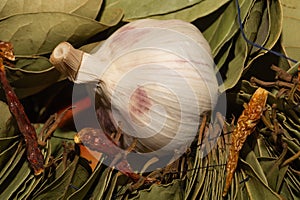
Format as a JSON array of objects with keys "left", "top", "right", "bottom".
[{"left": 50, "top": 19, "right": 218, "bottom": 158}]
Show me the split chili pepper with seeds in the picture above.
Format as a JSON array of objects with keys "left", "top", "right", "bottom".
[
  {"left": 222, "top": 87, "right": 268, "bottom": 197},
  {"left": 0, "top": 42, "right": 44, "bottom": 176}
]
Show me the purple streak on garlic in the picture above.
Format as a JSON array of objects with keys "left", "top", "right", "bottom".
[{"left": 50, "top": 19, "right": 219, "bottom": 157}]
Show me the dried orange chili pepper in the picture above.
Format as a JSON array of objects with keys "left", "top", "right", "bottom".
[{"left": 223, "top": 87, "right": 268, "bottom": 197}]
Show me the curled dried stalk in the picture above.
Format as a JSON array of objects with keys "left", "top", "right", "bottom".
[{"left": 223, "top": 87, "right": 268, "bottom": 197}]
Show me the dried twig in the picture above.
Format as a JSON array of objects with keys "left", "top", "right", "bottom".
[
  {"left": 271, "top": 65, "right": 297, "bottom": 83},
  {"left": 250, "top": 77, "right": 297, "bottom": 90},
  {"left": 39, "top": 106, "right": 73, "bottom": 146},
  {"left": 281, "top": 151, "right": 300, "bottom": 168}
]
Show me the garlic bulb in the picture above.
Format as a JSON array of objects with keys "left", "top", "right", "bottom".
[{"left": 50, "top": 19, "right": 218, "bottom": 158}]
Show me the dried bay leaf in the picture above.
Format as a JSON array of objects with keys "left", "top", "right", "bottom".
[
  {"left": 99, "top": 7, "right": 124, "bottom": 26},
  {"left": 104, "top": 0, "right": 205, "bottom": 21},
  {"left": 185, "top": 151, "right": 206, "bottom": 198},
  {"left": 0, "top": 0, "right": 103, "bottom": 19},
  {"left": 14, "top": 174, "right": 38, "bottom": 199},
  {"left": 214, "top": 40, "right": 233, "bottom": 71},
  {"left": 5, "top": 67, "right": 64, "bottom": 98},
  {"left": 219, "top": 34, "right": 248, "bottom": 92},
  {"left": 0, "top": 12, "right": 108, "bottom": 56},
  {"left": 0, "top": 150, "right": 31, "bottom": 199},
  {"left": 0, "top": 101, "right": 17, "bottom": 137},
  {"left": 50, "top": 128, "right": 76, "bottom": 157},
  {"left": 13, "top": 57, "right": 52, "bottom": 72},
  {"left": 280, "top": 180, "right": 299, "bottom": 200},
  {"left": 32, "top": 156, "right": 79, "bottom": 200},
  {"left": 0, "top": 140, "right": 19, "bottom": 170},
  {"left": 281, "top": 0, "right": 300, "bottom": 64},
  {"left": 0, "top": 143, "right": 23, "bottom": 185},
  {"left": 242, "top": 0, "right": 264, "bottom": 54},
  {"left": 130, "top": 180, "right": 184, "bottom": 200},
  {"left": 147, "top": 0, "right": 230, "bottom": 22},
  {"left": 203, "top": 0, "right": 254, "bottom": 57},
  {"left": 245, "top": 0, "right": 283, "bottom": 71},
  {"left": 104, "top": 172, "right": 121, "bottom": 200},
  {"left": 67, "top": 161, "right": 104, "bottom": 200},
  {"left": 244, "top": 151, "right": 268, "bottom": 185},
  {"left": 91, "top": 167, "right": 114, "bottom": 199},
  {"left": 0, "top": 12, "right": 109, "bottom": 98},
  {"left": 0, "top": 146, "right": 24, "bottom": 188},
  {"left": 258, "top": 157, "right": 289, "bottom": 192},
  {"left": 64, "top": 158, "right": 92, "bottom": 198},
  {"left": 72, "top": 0, "right": 103, "bottom": 19},
  {"left": 217, "top": 0, "right": 275, "bottom": 91},
  {"left": 250, "top": 4, "right": 270, "bottom": 55},
  {"left": 240, "top": 160, "right": 283, "bottom": 200}
]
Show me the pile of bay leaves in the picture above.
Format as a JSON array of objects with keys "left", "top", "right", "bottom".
[{"left": 0, "top": 0, "right": 299, "bottom": 199}]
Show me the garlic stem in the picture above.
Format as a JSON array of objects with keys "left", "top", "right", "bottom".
[{"left": 50, "top": 42, "right": 83, "bottom": 81}]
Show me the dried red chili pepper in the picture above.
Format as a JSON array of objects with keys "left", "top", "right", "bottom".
[
  {"left": 74, "top": 128, "right": 157, "bottom": 184},
  {"left": 0, "top": 58, "right": 44, "bottom": 175}
]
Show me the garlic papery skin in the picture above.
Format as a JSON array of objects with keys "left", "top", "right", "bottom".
[{"left": 50, "top": 19, "right": 219, "bottom": 157}]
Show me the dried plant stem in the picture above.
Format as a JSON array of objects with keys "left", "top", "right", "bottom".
[
  {"left": 39, "top": 106, "right": 73, "bottom": 146},
  {"left": 281, "top": 151, "right": 300, "bottom": 168},
  {"left": 197, "top": 114, "right": 207, "bottom": 146},
  {"left": 0, "top": 59, "right": 44, "bottom": 175},
  {"left": 271, "top": 65, "right": 296, "bottom": 83},
  {"left": 251, "top": 77, "right": 298, "bottom": 90}
]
